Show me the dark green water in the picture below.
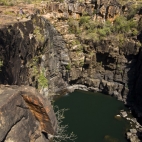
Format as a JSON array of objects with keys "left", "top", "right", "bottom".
[{"left": 54, "top": 90, "right": 131, "bottom": 142}]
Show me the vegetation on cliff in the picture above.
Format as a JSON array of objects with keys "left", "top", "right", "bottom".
[
  {"left": 27, "top": 55, "right": 48, "bottom": 90},
  {"left": 0, "top": 60, "right": 3, "bottom": 71},
  {"left": 68, "top": 11, "right": 139, "bottom": 46},
  {"left": 50, "top": 106, "right": 77, "bottom": 142},
  {"left": 0, "top": 0, "right": 45, "bottom": 5}
]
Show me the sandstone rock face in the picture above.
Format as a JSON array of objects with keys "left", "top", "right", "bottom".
[
  {"left": 45, "top": 0, "right": 121, "bottom": 22},
  {"left": 0, "top": 6, "right": 141, "bottom": 102},
  {"left": 0, "top": 15, "right": 69, "bottom": 96},
  {"left": 0, "top": 85, "right": 57, "bottom": 142},
  {"left": 41, "top": 1, "right": 142, "bottom": 108},
  {"left": 0, "top": 17, "right": 41, "bottom": 85}
]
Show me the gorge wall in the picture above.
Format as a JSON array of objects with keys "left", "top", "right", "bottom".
[
  {"left": 0, "top": 0, "right": 142, "bottom": 112},
  {"left": 0, "top": 14, "right": 68, "bottom": 95},
  {"left": 44, "top": 0, "right": 142, "bottom": 114},
  {"left": 0, "top": 0, "right": 142, "bottom": 141}
]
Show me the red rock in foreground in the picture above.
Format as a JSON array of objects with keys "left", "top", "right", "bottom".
[{"left": 0, "top": 85, "right": 57, "bottom": 142}]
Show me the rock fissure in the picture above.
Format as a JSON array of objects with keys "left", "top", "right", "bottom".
[
  {"left": 0, "top": 86, "right": 57, "bottom": 142},
  {"left": 1, "top": 116, "right": 25, "bottom": 142},
  {"left": 16, "top": 105, "right": 29, "bottom": 110}
]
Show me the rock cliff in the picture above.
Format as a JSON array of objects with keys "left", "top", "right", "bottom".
[
  {"left": 0, "top": 14, "right": 68, "bottom": 95},
  {"left": 0, "top": 0, "right": 142, "bottom": 113},
  {"left": 42, "top": 0, "right": 142, "bottom": 107},
  {"left": 0, "top": 0, "right": 142, "bottom": 141}
]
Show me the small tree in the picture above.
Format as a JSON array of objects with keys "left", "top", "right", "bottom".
[{"left": 49, "top": 106, "right": 77, "bottom": 142}]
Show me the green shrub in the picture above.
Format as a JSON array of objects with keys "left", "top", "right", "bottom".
[
  {"left": 70, "top": 39, "right": 80, "bottom": 46},
  {"left": 0, "top": 0, "right": 48, "bottom": 5},
  {"left": 65, "top": 63, "right": 71, "bottom": 70},
  {"left": 138, "top": 17, "right": 142, "bottom": 31},
  {"left": 113, "top": 16, "right": 128, "bottom": 33},
  {"left": 79, "top": 16, "right": 90, "bottom": 26},
  {"left": 38, "top": 70, "right": 48, "bottom": 89},
  {"left": 127, "top": 3, "right": 142, "bottom": 20},
  {"left": 97, "top": 29, "right": 107, "bottom": 36},
  {"left": 27, "top": 56, "right": 39, "bottom": 75},
  {"left": 128, "top": 20, "right": 137, "bottom": 29},
  {"left": 68, "top": 18, "right": 80, "bottom": 34},
  {"left": 132, "top": 28, "right": 138, "bottom": 36},
  {"left": 84, "top": 20, "right": 100, "bottom": 31},
  {"left": 34, "top": 26, "right": 44, "bottom": 43},
  {"left": 127, "top": 8, "right": 138, "bottom": 20},
  {"left": 0, "top": 0, "right": 31, "bottom": 5},
  {"left": 78, "top": 45, "right": 83, "bottom": 51},
  {"left": 97, "top": 27, "right": 111, "bottom": 37},
  {"left": 84, "top": 21, "right": 111, "bottom": 40},
  {"left": 86, "top": 32, "right": 99, "bottom": 42},
  {"left": 0, "top": 60, "right": 3, "bottom": 71},
  {"left": 113, "top": 16, "right": 137, "bottom": 33},
  {"left": 116, "top": 33, "right": 125, "bottom": 47},
  {"left": 79, "top": 60, "right": 84, "bottom": 66}
]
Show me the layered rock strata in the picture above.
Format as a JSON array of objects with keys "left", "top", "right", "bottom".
[{"left": 43, "top": 1, "right": 142, "bottom": 105}]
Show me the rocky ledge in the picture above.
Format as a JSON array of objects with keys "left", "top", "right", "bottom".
[{"left": 0, "top": 85, "right": 57, "bottom": 142}]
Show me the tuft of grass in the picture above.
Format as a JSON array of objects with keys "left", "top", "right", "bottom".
[
  {"left": 0, "top": 0, "right": 48, "bottom": 5},
  {"left": 116, "top": 33, "right": 125, "bottom": 48},
  {"left": 65, "top": 63, "right": 71, "bottom": 70},
  {"left": 34, "top": 26, "right": 44, "bottom": 43},
  {"left": 0, "top": 60, "right": 3, "bottom": 71},
  {"left": 138, "top": 17, "right": 142, "bottom": 31},
  {"left": 38, "top": 69, "right": 48, "bottom": 89},
  {"left": 68, "top": 18, "right": 80, "bottom": 34},
  {"left": 112, "top": 15, "right": 138, "bottom": 34},
  {"left": 85, "top": 32, "right": 99, "bottom": 42},
  {"left": 79, "top": 16, "right": 90, "bottom": 26},
  {"left": 3, "top": 11, "right": 15, "bottom": 15},
  {"left": 27, "top": 56, "right": 48, "bottom": 89}
]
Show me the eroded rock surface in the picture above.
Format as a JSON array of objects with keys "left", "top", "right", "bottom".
[{"left": 0, "top": 85, "right": 57, "bottom": 142}]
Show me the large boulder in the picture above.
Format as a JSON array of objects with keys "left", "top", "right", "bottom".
[{"left": 0, "top": 85, "right": 57, "bottom": 142}]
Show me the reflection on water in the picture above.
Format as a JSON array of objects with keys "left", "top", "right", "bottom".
[
  {"left": 104, "top": 135, "right": 119, "bottom": 142},
  {"left": 54, "top": 90, "right": 131, "bottom": 142}
]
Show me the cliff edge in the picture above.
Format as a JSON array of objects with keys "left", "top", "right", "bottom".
[{"left": 0, "top": 85, "right": 57, "bottom": 142}]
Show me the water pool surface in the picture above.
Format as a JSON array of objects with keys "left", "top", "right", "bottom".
[{"left": 54, "top": 90, "right": 130, "bottom": 142}]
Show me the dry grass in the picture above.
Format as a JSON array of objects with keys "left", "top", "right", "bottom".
[
  {"left": 0, "top": 0, "right": 48, "bottom": 6},
  {"left": 120, "top": 0, "right": 142, "bottom": 5},
  {"left": 0, "top": 0, "right": 49, "bottom": 26},
  {"left": 0, "top": 4, "right": 35, "bottom": 26}
]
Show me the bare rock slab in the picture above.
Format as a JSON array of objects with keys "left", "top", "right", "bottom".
[{"left": 0, "top": 85, "right": 57, "bottom": 142}]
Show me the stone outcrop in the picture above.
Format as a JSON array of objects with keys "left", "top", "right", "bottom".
[
  {"left": 0, "top": 85, "right": 57, "bottom": 142},
  {"left": 45, "top": 0, "right": 121, "bottom": 22},
  {"left": 0, "top": 14, "right": 68, "bottom": 96}
]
